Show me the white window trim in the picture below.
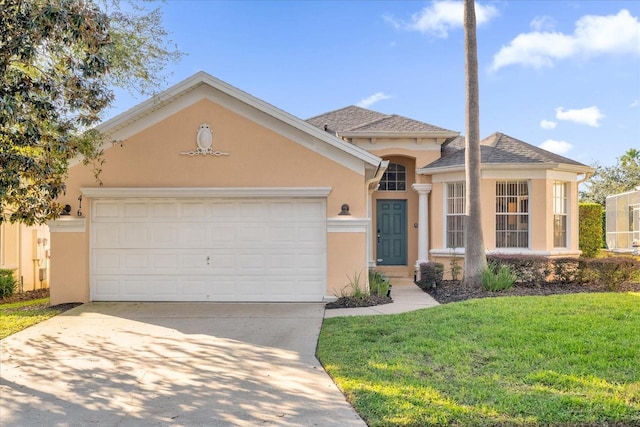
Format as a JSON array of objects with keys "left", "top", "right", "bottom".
[
  {"left": 444, "top": 181, "right": 465, "bottom": 249},
  {"left": 495, "top": 180, "right": 531, "bottom": 249},
  {"left": 553, "top": 181, "right": 568, "bottom": 248}
]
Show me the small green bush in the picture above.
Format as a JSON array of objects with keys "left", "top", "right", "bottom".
[
  {"left": 586, "top": 257, "right": 638, "bottom": 290},
  {"left": 486, "top": 255, "right": 549, "bottom": 284},
  {"left": 482, "top": 264, "right": 515, "bottom": 292},
  {"left": 417, "top": 262, "right": 444, "bottom": 291},
  {"left": 550, "top": 257, "right": 583, "bottom": 284},
  {"left": 0, "top": 269, "right": 17, "bottom": 299},
  {"left": 579, "top": 203, "right": 603, "bottom": 257},
  {"left": 369, "top": 270, "right": 391, "bottom": 297}
]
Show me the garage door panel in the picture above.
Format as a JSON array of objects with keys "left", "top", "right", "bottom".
[{"left": 91, "top": 197, "right": 326, "bottom": 302}]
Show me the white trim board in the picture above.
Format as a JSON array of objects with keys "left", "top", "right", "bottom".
[{"left": 81, "top": 187, "right": 332, "bottom": 199}]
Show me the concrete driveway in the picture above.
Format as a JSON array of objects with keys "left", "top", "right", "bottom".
[{"left": 0, "top": 303, "right": 365, "bottom": 426}]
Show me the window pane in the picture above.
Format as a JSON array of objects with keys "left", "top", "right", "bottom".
[
  {"left": 446, "top": 182, "right": 466, "bottom": 247},
  {"left": 496, "top": 180, "right": 529, "bottom": 248},
  {"left": 379, "top": 163, "right": 406, "bottom": 192}
]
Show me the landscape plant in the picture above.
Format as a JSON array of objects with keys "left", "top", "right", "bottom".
[
  {"left": 0, "top": 269, "right": 17, "bottom": 299},
  {"left": 369, "top": 270, "right": 391, "bottom": 297},
  {"left": 417, "top": 262, "right": 444, "bottom": 291},
  {"left": 481, "top": 263, "right": 515, "bottom": 292},
  {"left": 579, "top": 203, "right": 604, "bottom": 257}
]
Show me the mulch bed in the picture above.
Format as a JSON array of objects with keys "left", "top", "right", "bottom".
[
  {"left": 1, "top": 288, "right": 82, "bottom": 312},
  {"left": 424, "top": 280, "right": 640, "bottom": 304},
  {"left": 325, "top": 295, "right": 393, "bottom": 309}
]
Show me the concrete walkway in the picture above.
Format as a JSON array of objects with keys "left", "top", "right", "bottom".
[{"left": 324, "top": 278, "right": 440, "bottom": 318}]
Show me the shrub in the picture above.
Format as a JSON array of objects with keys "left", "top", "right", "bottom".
[
  {"left": 486, "top": 255, "right": 549, "bottom": 284},
  {"left": 0, "top": 269, "right": 17, "bottom": 299},
  {"left": 482, "top": 264, "right": 515, "bottom": 292},
  {"left": 417, "top": 262, "right": 444, "bottom": 291},
  {"left": 579, "top": 203, "right": 603, "bottom": 257},
  {"left": 550, "top": 257, "right": 584, "bottom": 284},
  {"left": 585, "top": 257, "right": 638, "bottom": 290},
  {"left": 369, "top": 270, "right": 391, "bottom": 297}
]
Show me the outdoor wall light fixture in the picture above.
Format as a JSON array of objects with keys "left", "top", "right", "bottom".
[
  {"left": 77, "top": 195, "right": 83, "bottom": 217},
  {"left": 338, "top": 204, "right": 351, "bottom": 215}
]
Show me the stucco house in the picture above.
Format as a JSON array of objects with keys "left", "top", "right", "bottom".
[
  {"left": 44, "top": 72, "right": 594, "bottom": 305},
  {"left": 0, "top": 222, "right": 50, "bottom": 292},
  {"left": 606, "top": 188, "right": 640, "bottom": 253}
]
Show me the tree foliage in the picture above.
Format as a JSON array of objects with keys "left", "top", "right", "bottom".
[
  {"left": 580, "top": 149, "right": 640, "bottom": 206},
  {"left": 0, "top": 0, "right": 181, "bottom": 225}
]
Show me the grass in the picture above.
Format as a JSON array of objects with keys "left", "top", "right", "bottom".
[
  {"left": 0, "top": 298, "right": 67, "bottom": 339},
  {"left": 318, "top": 292, "right": 640, "bottom": 426}
]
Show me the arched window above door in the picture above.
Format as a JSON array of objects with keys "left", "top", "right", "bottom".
[{"left": 379, "top": 163, "right": 406, "bottom": 191}]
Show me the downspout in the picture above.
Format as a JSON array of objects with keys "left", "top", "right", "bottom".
[
  {"left": 365, "top": 160, "right": 389, "bottom": 270},
  {"left": 577, "top": 171, "right": 593, "bottom": 185}
]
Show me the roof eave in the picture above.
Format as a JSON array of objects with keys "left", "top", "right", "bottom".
[
  {"left": 338, "top": 131, "right": 460, "bottom": 139},
  {"left": 418, "top": 162, "right": 596, "bottom": 175}
]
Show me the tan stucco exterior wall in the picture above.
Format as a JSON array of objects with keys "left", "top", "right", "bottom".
[
  {"left": 327, "top": 232, "right": 368, "bottom": 296},
  {"left": 428, "top": 175, "right": 581, "bottom": 279},
  {"left": 1, "top": 222, "right": 50, "bottom": 292},
  {"left": 50, "top": 99, "right": 371, "bottom": 304}
]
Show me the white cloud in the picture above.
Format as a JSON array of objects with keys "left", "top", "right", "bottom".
[
  {"left": 631, "top": 99, "right": 640, "bottom": 108},
  {"left": 530, "top": 15, "right": 556, "bottom": 32},
  {"left": 540, "top": 119, "right": 557, "bottom": 129},
  {"left": 555, "top": 106, "right": 604, "bottom": 127},
  {"left": 357, "top": 92, "right": 392, "bottom": 108},
  {"left": 491, "top": 9, "right": 640, "bottom": 71},
  {"left": 540, "top": 139, "right": 573, "bottom": 155},
  {"left": 384, "top": 1, "right": 499, "bottom": 38}
]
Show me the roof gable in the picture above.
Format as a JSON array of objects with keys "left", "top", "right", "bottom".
[{"left": 88, "top": 72, "right": 382, "bottom": 174}]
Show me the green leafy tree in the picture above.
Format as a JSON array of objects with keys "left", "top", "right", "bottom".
[
  {"left": 0, "top": 0, "right": 181, "bottom": 225},
  {"left": 580, "top": 149, "right": 640, "bottom": 206}
]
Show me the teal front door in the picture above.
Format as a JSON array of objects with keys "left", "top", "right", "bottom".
[{"left": 376, "top": 200, "right": 407, "bottom": 265}]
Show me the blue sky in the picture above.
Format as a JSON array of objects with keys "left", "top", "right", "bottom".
[{"left": 109, "top": 0, "right": 640, "bottom": 168}]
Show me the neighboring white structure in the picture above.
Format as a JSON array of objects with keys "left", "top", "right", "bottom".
[{"left": 606, "top": 187, "right": 640, "bottom": 253}]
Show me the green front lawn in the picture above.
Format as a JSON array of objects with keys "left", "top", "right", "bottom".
[
  {"left": 0, "top": 298, "right": 67, "bottom": 339},
  {"left": 318, "top": 293, "right": 640, "bottom": 426}
]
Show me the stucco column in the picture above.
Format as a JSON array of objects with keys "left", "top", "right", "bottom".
[
  {"left": 412, "top": 183, "right": 432, "bottom": 272},
  {"left": 366, "top": 188, "right": 376, "bottom": 268}
]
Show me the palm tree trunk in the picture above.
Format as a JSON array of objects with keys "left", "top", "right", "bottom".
[{"left": 463, "top": 0, "right": 487, "bottom": 286}]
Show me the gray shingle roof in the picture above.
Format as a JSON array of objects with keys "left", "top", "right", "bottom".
[
  {"left": 306, "top": 105, "right": 456, "bottom": 135},
  {"left": 422, "top": 132, "right": 589, "bottom": 169}
]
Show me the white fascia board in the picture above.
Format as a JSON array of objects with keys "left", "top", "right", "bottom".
[
  {"left": 420, "top": 162, "right": 593, "bottom": 177},
  {"left": 417, "top": 165, "right": 464, "bottom": 175},
  {"left": 339, "top": 131, "right": 459, "bottom": 139},
  {"left": 80, "top": 187, "right": 332, "bottom": 199}
]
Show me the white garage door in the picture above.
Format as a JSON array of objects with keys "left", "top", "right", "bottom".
[{"left": 90, "top": 197, "right": 327, "bottom": 302}]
